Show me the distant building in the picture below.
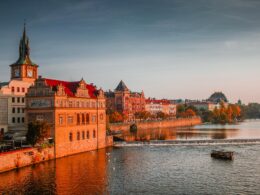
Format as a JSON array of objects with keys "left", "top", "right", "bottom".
[
  {"left": 0, "top": 24, "right": 38, "bottom": 133},
  {"left": 105, "top": 80, "right": 146, "bottom": 121},
  {"left": 26, "top": 77, "right": 107, "bottom": 158},
  {"left": 208, "top": 92, "right": 228, "bottom": 103},
  {"left": 145, "top": 98, "right": 176, "bottom": 115},
  {"left": 187, "top": 101, "right": 220, "bottom": 111}
]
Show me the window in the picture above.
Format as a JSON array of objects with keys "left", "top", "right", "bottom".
[
  {"left": 22, "top": 108, "right": 25, "bottom": 113},
  {"left": 17, "top": 87, "right": 20, "bottom": 92},
  {"left": 11, "top": 87, "right": 15, "bottom": 92},
  {"left": 82, "top": 131, "right": 85, "bottom": 139},
  {"left": 17, "top": 108, "right": 20, "bottom": 113},
  {"left": 87, "top": 131, "right": 89, "bottom": 139},
  {"left": 36, "top": 115, "right": 44, "bottom": 121},
  {"left": 17, "top": 97, "right": 20, "bottom": 103},
  {"left": 82, "top": 114, "right": 85, "bottom": 124},
  {"left": 12, "top": 107, "right": 15, "bottom": 113},
  {"left": 69, "top": 132, "right": 73, "bottom": 142},
  {"left": 69, "top": 101, "right": 73, "bottom": 107},
  {"left": 22, "top": 117, "right": 25, "bottom": 123},
  {"left": 77, "top": 132, "right": 80, "bottom": 140},
  {"left": 77, "top": 114, "right": 80, "bottom": 125},
  {"left": 22, "top": 88, "right": 25, "bottom": 93},
  {"left": 22, "top": 98, "right": 25, "bottom": 103},
  {"left": 100, "top": 114, "right": 104, "bottom": 120},
  {"left": 92, "top": 115, "right": 96, "bottom": 123},
  {"left": 93, "top": 130, "right": 96, "bottom": 138},
  {"left": 86, "top": 113, "right": 90, "bottom": 124},
  {"left": 68, "top": 116, "right": 73, "bottom": 124},
  {"left": 12, "top": 97, "right": 15, "bottom": 103},
  {"left": 12, "top": 117, "right": 15, "bottom": 123},
  {"left": 59, "top": 116, "right": 63, "bottom": 125},
  {"left": 17, "top": 117, "right": 20, "bottom": 123}
]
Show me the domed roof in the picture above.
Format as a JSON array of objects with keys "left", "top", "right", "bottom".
[{"left": 208, "top": 92, "right": 228, "bottom": 103}]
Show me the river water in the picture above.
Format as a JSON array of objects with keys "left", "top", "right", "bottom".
[{"left": 1, "top": 120, "right": 260, "bottom": 194}]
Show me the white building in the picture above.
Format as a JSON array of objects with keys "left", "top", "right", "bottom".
[
  {"left": 0, "top": 24, "right": 38, "bottom": 133},
  {"left": 145, "top": 98, "right": 177, "bottom": 116}
]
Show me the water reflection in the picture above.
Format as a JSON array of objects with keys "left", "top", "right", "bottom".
[
  {"left": 0, "top": 148, "right": 111, "bottom": 194},
  {"left": 121, "top": 120, "right": 260, "bottom": 141}
]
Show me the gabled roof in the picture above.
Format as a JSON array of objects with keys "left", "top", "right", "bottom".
[
  {"left": 44, "top": 78, "right": 97, "bottom": 98},
  {"left": 115, "top": 80, "right": 129, "bottom": 91}
]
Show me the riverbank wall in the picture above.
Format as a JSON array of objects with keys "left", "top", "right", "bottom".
[
  {"left": 0, "top": 136, "right": 114, "bottom": 173},
  {"left": 0, "top": 147, "right": 54, "bottom": 173},
  {"left": 110, "top": 117, "right": 202, "bottom": 132}
]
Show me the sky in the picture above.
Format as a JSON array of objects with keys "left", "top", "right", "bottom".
[{"left": 0, "top": 0, "right": 260, "bottom": 104}]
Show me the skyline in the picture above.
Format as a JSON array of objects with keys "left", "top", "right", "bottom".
[{"left": 1, "top": 0, "right": 260, "bottom": 103}]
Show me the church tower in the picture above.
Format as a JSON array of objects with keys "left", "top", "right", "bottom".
[{"left": 10, "top": 23, "right": 38, "bottom": 83}]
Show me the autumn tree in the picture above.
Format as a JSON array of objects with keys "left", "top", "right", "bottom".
[{"left": 109, "top": 111, "right": 124, "bottom": 123}]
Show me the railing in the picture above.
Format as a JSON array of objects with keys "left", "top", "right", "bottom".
[{"left": 0, "top": 140, "right": 29, "bottom": 153}]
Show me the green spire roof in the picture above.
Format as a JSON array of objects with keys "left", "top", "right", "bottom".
[{"left": 11, "top": 23, "right": 37, "bottom": 66}]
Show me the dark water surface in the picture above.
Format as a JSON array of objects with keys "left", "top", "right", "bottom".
[{"left": 1, "top": 121, "right": 260, "bottom": 194}]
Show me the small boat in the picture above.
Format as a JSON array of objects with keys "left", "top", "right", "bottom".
[{"left": 211, "top": 150, "right": 234, "bottom": 160}]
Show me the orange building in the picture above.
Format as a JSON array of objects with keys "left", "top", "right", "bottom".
[
  {"left": 26, "top": 77, "right": 109, "bottom": 158},
  {"left": 105, "top": 80, "right": 146, "bottom": 121}
]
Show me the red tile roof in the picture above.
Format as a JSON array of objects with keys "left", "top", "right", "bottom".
[
  {"left": 146, "top": 98, "right": 170, "bottom": 105},
  {"left": 44, "top": 78, "right": 97, "bottom": 98}
]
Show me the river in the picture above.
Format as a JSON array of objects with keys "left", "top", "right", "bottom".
[{"left": 0, "top": 120, "right": 260, "bottom": 194}]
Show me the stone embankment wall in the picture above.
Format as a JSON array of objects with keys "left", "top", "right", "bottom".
[
  {"left": 0, "top": 147, "right": 54, "bottom": 173},
  {"left": 110, "top": 117, "right": 202, "bottom": 132}
]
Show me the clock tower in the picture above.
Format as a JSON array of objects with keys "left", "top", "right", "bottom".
[{"left": 10, "top": 23, "right": 38, "bottom": 83}]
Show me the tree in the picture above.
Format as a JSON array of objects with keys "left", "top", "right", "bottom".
[
  {"left": 109, "top": 111, "right": 124, "bottom": 123},
  {"left": 156, "top": 111, "right": 167, "bottom": 119},
  {"left": 185, "top": 109, "right": 196, "bottom": 118},
  {"left": 26, "top": 121, "right": 51, "bottom": 146}
]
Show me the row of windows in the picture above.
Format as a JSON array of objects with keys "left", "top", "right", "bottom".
[
  {"left": 12, "top": 97, "right": 25, "bottom": 103},
  {"left": 11, "top": 87, "right": 26, "bottom": 93},
  {"left": 69, "top": 130, "right": 96, "bottom": 142},
  {"left": 56, "top": 100, "right": 104, "bottom": 108},
  {"left": 12, "top": 107, "right": 25, "bottom": 114},
  {"left": 12, "top": 117, "right": 25, "bottom": 123},
  {"left": 59, "top": 113, "right": 104, "bottom": 125}
]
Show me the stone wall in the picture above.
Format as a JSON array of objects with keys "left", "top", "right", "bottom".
[
  {"left": 0, "top": 147, "right": 54, "bottom": 173},
  {"left": 110, "top": 117, "right": 202, "bottom": 132}
]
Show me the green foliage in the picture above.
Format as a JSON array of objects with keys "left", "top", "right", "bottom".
[
  {"left": 177, "top": 104, "right": 197, "bottom": 118},
  {"left": 26, "top": 121, "right": 51, "bottom": 146},
  {"left": 241, "top": 103, "right": 260, "bottom": 119}
]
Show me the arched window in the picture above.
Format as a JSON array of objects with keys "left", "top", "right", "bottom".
[
  {"left": 87, "top": 131, "right": 89, "bottom": 139},
  {"left": 82, "top": 131, "right": 85, "bottom": 139},
  {"left": 69, "top": 132, "right": 73, "bottom": 142},
  {"left": 77, "top": 132, "right": 80, "bottom": 140},
  {"left": 86, "top": 113, "right": 90, "bottom": 124},
  {"left": 93, "top": 129, "right": 96, "bottom": 138}
]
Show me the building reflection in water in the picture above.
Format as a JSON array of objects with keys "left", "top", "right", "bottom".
[
  {"left": 121, "top": 127, "right": 239, "bottom": 141},
  {"left": 0, "top": 148, "right": 110, "bottom": 194}
]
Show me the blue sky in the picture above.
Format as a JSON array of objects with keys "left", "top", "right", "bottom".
[{"left": 1, "top": 0, "right": 260, "bottom": 103}]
